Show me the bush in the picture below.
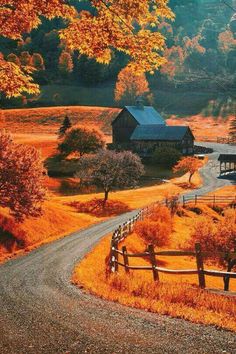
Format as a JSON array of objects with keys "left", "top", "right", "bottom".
[
  {"left": 152, "top": 147, "right": 182, "bottom": 167},
  {"left": 134, "top": 219, "right": 171, "bottom": 248},
  {"left": 189, "top": 210, "right": 236, "bottom": 257},
  {"left": 149, "top": 205, "right": 172, "bottom": 224}
]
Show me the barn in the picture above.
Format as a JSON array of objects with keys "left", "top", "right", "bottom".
[{"left": 112, "top": 103, "right": 195, "bottom": 156}]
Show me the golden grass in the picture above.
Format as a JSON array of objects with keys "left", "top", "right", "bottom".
[
  {"left": 0, "top": 199, "right": 104, "bottom": 263},
  {"left": 167, "top": 115, "right": 233, "bottom": 141},
  {"left": 73, "top": 204, "right": 236, "bottom": 331},
  {"left": 58, "top": 170, "right": 202, "bottom": 210},
  {"left": 0, "top": 106, "right": 119, "bottom": 134}
]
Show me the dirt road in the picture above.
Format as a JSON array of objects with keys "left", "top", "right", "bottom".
[{"left": 0, "top": 143, "right": 235, "bottom": 354}]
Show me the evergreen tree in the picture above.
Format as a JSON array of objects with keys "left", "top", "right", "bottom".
[{"left": 58, "top": 115, "right": 72, "bottom": 137}]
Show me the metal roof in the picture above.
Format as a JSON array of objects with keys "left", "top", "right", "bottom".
[
  {"left": 218, "top": 154, "right": 236, "bottom": 163},
  {"left": 125, "top": 106, "right": 165, "bottom": 125},
  {"left": 131, "top": 125, "right": 189, "bottom": 141}
]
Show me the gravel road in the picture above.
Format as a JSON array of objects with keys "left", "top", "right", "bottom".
[{"left": 0, "top": 143, "right": 235, "bottom": 354}]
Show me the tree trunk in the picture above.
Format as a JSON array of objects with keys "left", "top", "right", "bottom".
[
  {"left": 189, "top": 172, "right": 194, "bottom": 183},
  {"left": 103, "top": 190, "right": 109, "bottom": 208}
]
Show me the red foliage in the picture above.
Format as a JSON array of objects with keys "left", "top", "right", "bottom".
[
  {"left": 68, "top": 198, "right": 130, "bottom": 217},
  {"left": 0, "top": 130, "right": 46, "bottom": 221}
]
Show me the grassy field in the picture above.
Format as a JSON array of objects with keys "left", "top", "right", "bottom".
[
  {"left": 73, "top": 186, "right": 236, "bottom": 332},
  {"left": 0, "top": 168, "right": 202, "bottom": 263}
]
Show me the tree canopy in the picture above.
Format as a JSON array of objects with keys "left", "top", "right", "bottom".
[
  {"left": 0, "top": 0, "right": 173, "bottom": 97},
  {"left": 58, "top": 126, "right": 105, "bottom": 158},
  {"left": 0, "top": 130, "right": 46, "bottom": 221},
  {"left": 76, "top": 150, "right": 144, "bottom": 203}
]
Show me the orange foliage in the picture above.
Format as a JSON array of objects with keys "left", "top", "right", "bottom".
[
  {"left": 218, "top": 30, "right": 236, "bottom": 53},
  {"left": 0, "top": 1, "right": 174, "bottom": 96},
  {"left": 68, "top": 198, "right": 130, "bottom": 217},
  {"left": 189, "top": 209, "right": 236, "bottom": 254},
  {"left": 134, "top": 206, "right": 172, "bottom": 247},
  {"left": 114, "top": 66, "right": 152, "bottom": 104},
  {"left": 161, "top": 46, "right": 185, "bottom": 78},
  {"left": 134, "top": 219, "right": 171, "bottom": 247},
  {"left": 0, "top": 198, "right": 102, "bottom": 263},
  {"left": 73, "top": 223, "right": 236, "bottom": 331},
  {"left": 173, "top": 157, "right": 203, "bottom": 183}
]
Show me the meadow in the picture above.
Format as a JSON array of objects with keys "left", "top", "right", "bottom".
[{"left": 73, "top": 186, "right": 236, "bottom": 332}]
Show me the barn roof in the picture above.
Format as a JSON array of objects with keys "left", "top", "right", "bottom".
[
  {"left": 131, "top": 125, "right": 189, "bottom": 141},
  {"left": 218, "top": 154, "right": 236, "bottom": 163},
  {"left": 125, "top": 106, "right": 165, "bottom": 125}
]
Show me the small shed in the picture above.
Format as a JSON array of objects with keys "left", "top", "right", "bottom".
[{"left": 218, "top": 154, "right": 236, "bottom": 176}]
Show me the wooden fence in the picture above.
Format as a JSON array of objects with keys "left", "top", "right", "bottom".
[
  {"left": 110, "top": 243, "right": 236, "bottom": 291},
  {"left": 182, "top": 194, "right": 236, "bottom": 207},
  {"left": 195, "top": 136, "right": 236, "bottom": 145},
  {"left": 109, "top": 197, "right": 236, "bottom": 292},
  {"left": 217, "top": 136, "right": 236, "bottom": 145}
]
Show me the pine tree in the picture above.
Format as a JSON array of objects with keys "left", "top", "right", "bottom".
[{"left": 58, "top": 115, "right": 72, "bottom": 137}]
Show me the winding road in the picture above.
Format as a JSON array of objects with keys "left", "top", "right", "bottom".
[{"left": 0, "top": 143, "right": 235, "bottom": 354}]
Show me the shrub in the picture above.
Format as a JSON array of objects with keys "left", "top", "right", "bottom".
[
  {"left": 152, "top": 147, "right": 182, "bottom": 167},
  {"left": 149, "top": 205, "right": 172, "bottom": 224},
  {"left": 189, "top": 210, "right": 236, "bottom": 257},
  {"left": 134, "top": 219, "right": 171, "bottom": 248}
]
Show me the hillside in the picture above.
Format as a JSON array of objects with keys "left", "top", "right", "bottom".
[{"left": 0, "top": 106, "right": 120, "bottom": 134}]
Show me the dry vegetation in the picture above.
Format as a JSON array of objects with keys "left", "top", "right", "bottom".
[
  {"left": 167, "top": 115, "right": 233, "bottom": 141},
  {"left": 73, "top": 200, "right": 236, "bottom": 331},
  {"left": 0, "top": 169, "right": 202, "bottom": 263}
]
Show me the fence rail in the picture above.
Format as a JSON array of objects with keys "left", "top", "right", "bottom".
[
  {"left": 183, "top": 195, "right": 236, "bottom": 207},
  {"left": 111, "top": 243, "right": 236, "bottom": 291},
  {"left": 196, "top": 136, "right": 236, "bottom": 145},
  {"left": 109, "top": 196, "right": 236, "bottom": 292}
]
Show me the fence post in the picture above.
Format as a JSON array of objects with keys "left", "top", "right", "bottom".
[
  {"left": 148, "top": 244, "right": 159, "bottom": 281},
  {"left": 122, "top": 246, "right": 129, "bottom": 274},
  {"left": 183, "top": 196, "right": 185, "bottom": 207},
  {"left": 118, "top": 225, "right": 122, "bottom": 241},
  {"left": 195, "top": 195, "right": 197, "bottom": 205},
  {"left": 195, "top": 243, "right": 205, "bottom": 289},
  {"left": 114, "top": 240, "right": 119, "bottom": 272},
  {"left": 110, "top": 239, "right": 116, "bottom": 273}
]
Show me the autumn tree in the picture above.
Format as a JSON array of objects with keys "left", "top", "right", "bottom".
[
  {"left": 173, "top": 156, "right": 202, "bottom": 183},
  {"left": 58, "top": 126, "right": 105, "bottom": 158},
  {"left": 0, "top": 130, "right": 46, "bottom": 221},
  {"left": 230, "top": 115, "right": 236, "bottom": 140},
  {"left": 114, "top": 66, "right": 152, "bottom": 105},
  {"left": 76, "top": 150, "right": 144, "bottom": 203},
  {"left": 19, "top": 51, "right": 32, "bottom": 67},
  {"left": 58, "top": 51, "right": 73, "bottom": 76},
  {"left": 58, "top": 115, "right": 72, "bottom": 138},
  {"left": 7, "top": 53, "right": 20, "bottom": 66},
  {"left": 0, "top": 0, "right": 173, "bottom": 97},
  {"left": 32, "top": 53, "right": 45, "bottom": 71}
]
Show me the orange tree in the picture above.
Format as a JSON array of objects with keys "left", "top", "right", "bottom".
[
  {"left": 58, "top": 126, "right": 105, "bottom": 159},
  {"left": 114, "top": 66, "right": 152, "bottom": 105},
  {"left": 0, "top": 130, "right": 46, "bottom": 221},
  {"left": 173, "top": 156, "right": 202, "bottom": 183},
  {"left": 0, "top": 0, "right": 174, "bottom": 97}
]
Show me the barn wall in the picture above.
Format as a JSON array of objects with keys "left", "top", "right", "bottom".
[{"left": 112, "top": 110, "right": 138, "bottom": 143}]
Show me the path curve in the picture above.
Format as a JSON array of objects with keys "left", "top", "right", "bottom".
[{"left": 0, "top": 143, "right": 235, "bottom": 354}]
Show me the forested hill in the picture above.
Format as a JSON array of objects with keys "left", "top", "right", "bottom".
[{"left": 0, "top": 0, "right": 235, "bottom": 115}]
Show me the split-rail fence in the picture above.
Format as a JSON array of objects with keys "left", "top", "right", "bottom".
[{"left": 109, "top": 198, "right": 236, "bottom": 292}]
